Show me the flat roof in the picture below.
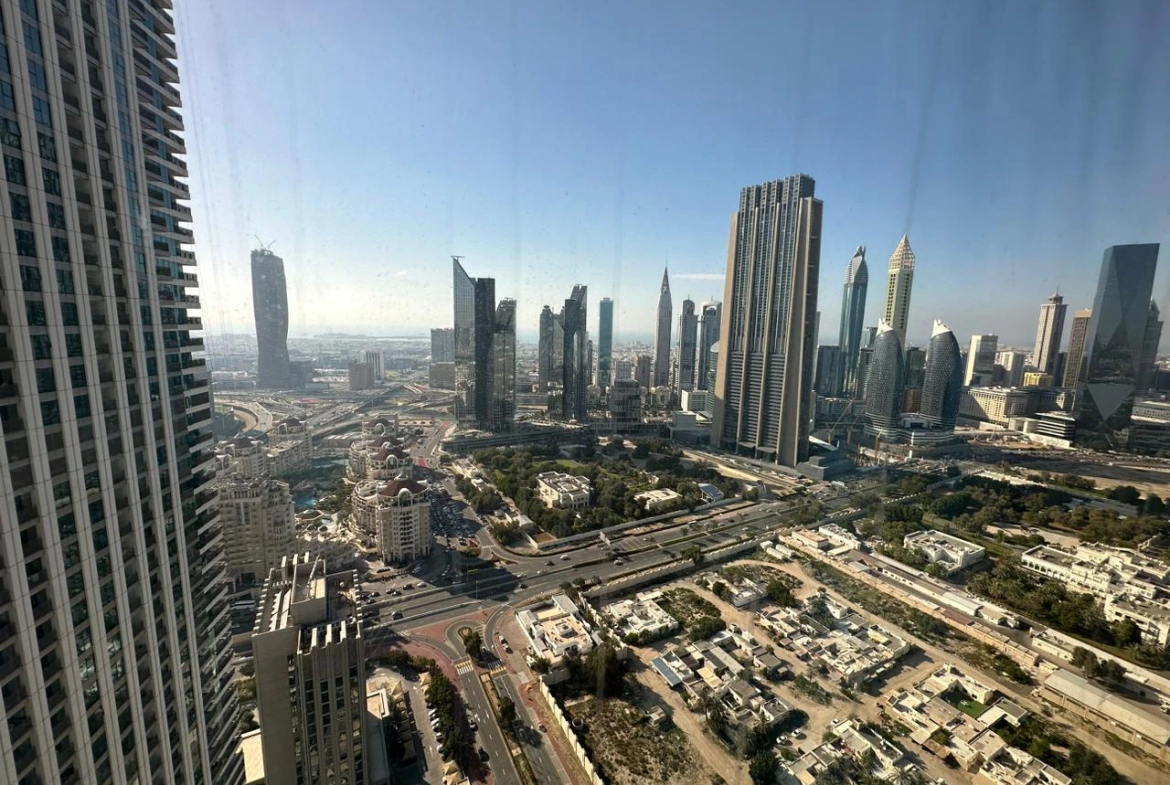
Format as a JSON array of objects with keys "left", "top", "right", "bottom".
[
  {"left": 239, "top": 729, "right": 265, "bottom": 785},
  {"left": 651, "top": 656, "right": 684, "bottom": 687},
  {"left": 1044, "top": 670, "right": 1170, "bottom": 745}
]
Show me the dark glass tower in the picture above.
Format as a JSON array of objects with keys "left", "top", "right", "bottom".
[
  {"left": 713, "top": 175, "right": 821, "bottom": 467},
  {"left": 490, "top": 300, "right": 517, "bottom": 430},
  {"left": 453, "top": 258, "right": 476, "bottom": 417},
  {"left": 598, "top": 297, "right": 614, "bottom": 387},
  {"left": 865, "top": 323, "right": 905, "bottom": 433},
  {"left": 538, "top": 305, "right": 556, "bottom": 389},
  {"left": 677, "top": 298, "right": 698, "bottom": 391},
  {"left": 654, "top": 268, "right": 672, "bottom": 386},
  {"left": 252, "top": 248, "right": 290, "bottom": 388},
  {"left": 1137, "top": 301, "right": 1164, "bottom": 391},
  {"left": 697, "top": 301, "right": 722, "bottom": 390},
  {"left": 920, "top": 321, "right": 964, "bottom": 430},
  {"left": 562, "top": 286, "right": 589, "bottom": 421},
  {"left": 838, "top": 246, "right": 869, "bottom": 396},
  {"left": 1075, "top": 244, "right": 1160, "bottom": 449},
  {"left": 473, "top": 277, "right": 497, "bottom": 426}
]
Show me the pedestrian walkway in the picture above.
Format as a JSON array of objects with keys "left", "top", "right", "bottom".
[{"left": 455, "top": 657, "right": 476, "bottom": 675}]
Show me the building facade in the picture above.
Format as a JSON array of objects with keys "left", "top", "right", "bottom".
[
  {"left": 252, "top": 248, "right": 291, "bottom": 389},
  {"left": 920, "top": 321, "right": 964, "bottom": 430},
  {"left": 713, "top": 174, "right": 822, "bottom": 467},
  {"left": 430, "top": 327, "right": 455, "bottom": 363},
  {"left": 352, "top": 477, "right": 432, "bottom": 562},
  {"left": 562, "top": 286, "right": 589, "bottom": 421},
  {"left": 1063, "top": 308, "right": 1092, "bottom": 388},
  {"left": 1075, "top": 244, "right": 1160, "bottom": 450},
  {"left": 865, "top": 322, "right": 905, "bottom": 436},
  {"left": 609, "top": 379, "right": 643, "bottom": 425},
  {"left": 1138, "top": 300, "right": 1164, "bottom": 391},
  {"left": 0, "top": 2, "right": 244, "bottom": 782},
  {"left": 839, "top": 246, "right": 869, "bottom": 397},
  {"left": 653, "top": 268, "right": 672, "bottom": 387},
  {"left": 252, "top": 555, "right": 367, "bottom": 785},
  {"left": 815, "top": 345, "right": 843, "bottom": 397},
  {"left": 217, "top": 474, "right": 296, "bottom": 587},
  {"left": 697, "top": 300, "right": 722, "bottom": 391},
  {"left": 488, "top": 299, "right": 516, "bottom": 430},
  {"left": 677, "top": 298, "right": 698, "bottom": 391},
  {"left": 1034, "top": 293, "right": 1067, "bottom": 380},
  {"left": 452, "top": 258, "right": 477, "bottom": 418},
  {"left": 634, "top": 354, "right": 652, "bottom": 389},
  {"left": 883, "top": 235, "right": 916, "bottom": 348},
  {"left": 349, "top": 361, "right": 376, "bottom": 390},
  {"left": 965, "top": 334, "right": 999, "bottom": 387},
  {"left": 535, "top": 472, "right": 591, "bottom": 509},
  {"left": 597, "top": 297, "right": 614, "bottom": 387}
]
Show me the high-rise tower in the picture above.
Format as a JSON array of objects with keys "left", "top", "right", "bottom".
[
  {"left": 562, "top": 286, "right": 589, "bottom": 421},
  {"left": 653, "top": 268, "right": 672, "bottom": 387},
  {"left": 713, "top": 175, "right": 821, "bottom": 467},
  {"left": 964, "top": 334, "right": 999, "bottom": 386},
  {"left": 839, "top": 247, "right": 869, "bottom": 396},
  {"left": 697, "top": 301, "right": 722, "bottom": 391},
  {"left": 865, "top": 322, "right": 905, "bottom": 436},
  {"left": 597, "top": 297, "right": 614, "bottom": 387},
  {"left": 920, "top": 321, "right": 964, "bottom": 431},
  {"left": 882, "top": 235, "right": 916, "bottom": 348},
  {"left": 1137, "top": 301, "right": 1163, "bottom": 391},
  {"left": 0, "top": 2, "right": 242, "bottom": 782},
  {"left": 490, "top": 299, "right": 517, "bottom": 430},
  {"left": 1033, "top": 293, "right": 1067, "bottom": 379},
  {"left": 452, "top": 258, "right": 476, "bottom": 416},
  {"left": 252, "top": 248, "right": 290, "bottom": 388},
  {"left": 1075, "top": 244, "right": 1159, "bottom": 449},
  {"left": 1063, "top": 308, "right": 1092, "bottom": 388},
  {"left": 538, "top": 305, "right": 556, "bottom": 390},
  {"left": 473, "top": 276, "right": 496, "bottom": 425},
  {"left": 677, "top": 298, "right": 698, "bottom": 391}
]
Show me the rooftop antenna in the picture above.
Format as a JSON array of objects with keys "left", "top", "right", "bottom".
[{"left": 254, "top": 235, "right": 276, "bottom": 253}]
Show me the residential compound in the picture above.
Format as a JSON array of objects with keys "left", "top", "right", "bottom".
[
  {"left": 634, "top": 487, "right": 683, "bottom": 512},
  {"left": 785, "top": 719, "right": 908, "bottom": 784},
  {"left": 218, "top": 428, "right": 312, "bottom": 480},
  {"left": 517, "top": 594, "right": 598, "bottom": 665},
  {"left": 251, "top": 554, "right": 367, "bottom": 785},
  {"left": 535, "top": 471, "right": 592, "bottom": 509},
  {"left": 904, "top": 529, "right": 987, "bottom": 573},
  {"left": 604, "top": 591, "right": 679, "bottom": 641},
  {"left": 347, "top": 415, "right": 411, "bottom": 480},
  {"left": 1022, "top": 543, "right": 1170, "bottom": 645},
  {"left": 351, "top": 475, "right": 432, "bottom": 563}
]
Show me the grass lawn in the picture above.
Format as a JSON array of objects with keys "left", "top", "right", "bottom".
[{"left": 956, "top": 698, "right": 987, "bottom": 719}]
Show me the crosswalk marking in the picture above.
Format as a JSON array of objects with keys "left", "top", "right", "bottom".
[
  {"left": 489, "top": 663, "right": 508, "bottom": 677},
  {"left": 455, "top": 658, "right": 476, "bottom": 675}
]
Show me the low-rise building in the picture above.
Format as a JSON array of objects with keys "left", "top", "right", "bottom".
[
  {"left": 1039, "top": 669, "right": 1170, "bottom": 763},
  {"left": 604, "top": 591, "right": 679, "bottom": 640},
  {"left": 904, "top": 529, "right": 986, "bottom": 573},
  {"left": 635, "top": 488, "right": 683, "bottom": 512},
  {"left": 818, "top": 523, "right": 862, "bottom": 550},
  {"left": 517, "top": 594, "right": 597, "bottom": 664},
  {"left": 974, "top": 746, "right": 1071, "bottom": 785},
  {"left": 535, "top": 471, "right": 592, "bottom": 509}
]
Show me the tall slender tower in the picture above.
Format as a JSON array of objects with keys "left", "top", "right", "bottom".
[
  {"left": 713, "top": 175, "right": 822, "bottom": 467},
  {"left": 490, "top": 300, "right": 517, "bottom": 430},
  {"left": 676, "top": 299, "right": 698, "bottom": 391},
  {"left": 865, "top": 322, "right": 905, "bottom": 436},
  {"left": 1137, "top": 301, "right": 1164, "bottom": 390},
  {"left": 1033, "top": 293, "right": 1068, "bottom": 379},
  {"left": 839, "top": 247, "right": 869, "bottom": 396},
  {"left": 964, "top": 334, "right": 999, "bottom": 386},
  {"left": 562, "top": 286, "right": 589, "bottom": 421},
  {"left": 0, "top": 2, "right": 242, "bottom": 783},
  {"left": 883, "top": 235, "right": 916, "bottom": 348},
  {"left": 653, "top": 268, "right": 672, "bottom": 387},
  {"left": 452, "top": 258, "right": 476, "bottom": 417},
  {"left": 920, "top": 321, "right": 964, "bottom": 431},
  {"left": 697, "top": 301, "right": 723, "bottom": 391},
  {"left": 1063, "top": 308, "right": 1092, "bottom": 388},
  {"left": 538, "top": 305, "right": 555, "bottom": 389},
  {"left": 473, "top": 276, "right": 496, "bottom": 426},
  {"left": 1075, "top": 244, "right": 1160, "bottom": 449},
  {"left": 597, "top": 297, "right": 614, "bottom": 387},
  {"left": 252, "top": 249, "right": 290, "bottom": 388}
]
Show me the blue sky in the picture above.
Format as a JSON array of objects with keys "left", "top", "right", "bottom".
[{"left": 176, "top": 0, "right": 1170, "bottom": 348}]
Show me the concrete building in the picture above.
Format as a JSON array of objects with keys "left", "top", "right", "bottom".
[
  {"left": 431, "top": 327, "right": 455, "bottom": 363},
  {"left": 516, "top": 594, "right": 596, "bottom": 664},
  {"left": 960, "top": 387, "right": 1034, "bottom": 426},
  {"left": 1062, "top": 308, "right": 1093, "bottom": 388},
  {"left": 351, "top": 476, "right": 432, "bottom": 562},
  {"left": 965, "top": 334, "right": 999, "bottom": 386},
  {"left": 840, "top": 247, "right": 870, "bottom": 397},
  {"left": 597, "top": 297, "right": 614, "bottom": 387},
  {"left": 218, "top": 474, "right": 297, "bottom": 586},
  {"left": 883, "top": 235, "right": 917, "bottom": 348},
  {"left": 608, "top": 379, "right": 643, "bottom": 426},
  {"left": 635, "top": 488, "right": 683, "bottom": 512},
  {"left": 904, "top": 530, "right": 986, "bottom": 573},
  {"left": 1033, "top": 293, "right": 1067, "bottom": 380},
  {"left": 252, "top": 554, "right": 367, "bottom": 785},
  {"left": 1039, "top": 670, "right": 1170, "bottom": 763},
  {"left": 654, "top": 268, "right": 673, "bottom": 387},
  {"left": 363, "top": 350, "right": 385, "bottom": 381},
  {"left": 253, "top": 248, "right": 292, "bottom": 388},
  {"left": 697, "top": 301, "right": 723, "bottom": 391},
  {"left": 1138, "top": 301, "right": 1164, "bottom": 391},
  {"left": 1076, "top": 244, "right": 1160, "bottom": 450},
  {"left": 1022, "top": 372, "right": 1052, "bottom": 388},
  {"left": 995, "top": 350, "right": 1028, "bottom": 388},
  {"left": 349, "top": 361, "right": 376, "bottom": 390},
  {"left": 535, "top": 472, "right": 591, "bottom": 509},
  {"left": 634, "top": 354, "right": 653, "bottom": 389},
  {"left": 614, "top": 358, "right": 634, "bottom": 382},
  {"left": 677, "top": 298, "right": 698, "bottom": 391},
  {"left": 429, "top": 361, "right": 456, "bottom": 389},
  {"left": 604, "top": 592, "right": 679, "bottom": 640},
  {"left": 713, "top": 175, "right": 822, "bottom": 467}
]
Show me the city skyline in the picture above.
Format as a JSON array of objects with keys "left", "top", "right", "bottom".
[{"left": 178, "top": 1, "right": 1170, "bottom": 350}]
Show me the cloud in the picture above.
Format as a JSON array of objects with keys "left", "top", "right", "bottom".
[{"left": 675, "top": 273, "right": 724, "bottom": 281}]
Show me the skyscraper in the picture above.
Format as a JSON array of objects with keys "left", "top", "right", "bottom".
[
  {"left": 1076, "top": 244, "right": 1160, "bottom": 449},
  {"left": 562, "top": 286, "right": 589, "bottom": 421},
  {"left": 490, "top": 299, "right": 517, "bottom": 430},
  {"left": 1033, "top": 293, "right": 1067, "bottom": 379},
  {"left": 920, "top": 321, "right": 965, "bottom": 431},
  {"left": 473, "top": 276, "right": 496, "bottom": 425},
  {"left": 677, "top": 298, "right": 698, "bottom": 391},
  {"left": 995, "top": 350, "right": 1028, "bottom": 388},
  {"left": 453, "top": 258, "right": 476, "bottom": 416},
  {"left": 598, "top": 297, "right": 614, "bottom": 387},
  {"left": 0, "top": 2, "right": 241, "bottom": 782},
  {"left": 1137, "top": 301, "right": 1164, "bottom": 390},
  {"left": 814, "top": 346, "right": 843, "bottom": 397},
  {"left": 635, "top": 354, "right": 653, "bottom": 389},
  {"left": 653, "top": 268, "right": 673, "bottom": 387},
  {"left": 253, "top": 248, "right": 291, "bottom": 388},
  {"left": 217, "top": 474, "right": 296, "bottom": 588},
  {"left": 1063, "top": 308, "right": 1092, "bottom": 388},
  {"left": 697, "top": 300, "right": 723, "bottom": 390},
  {"left": 865, "top": 322, "right": 905, "bottom": 435},
  {"left": 964, "top": 334, "right": 999, "bottom": 386},
  {"left": 430, "top": 327, "right": 455, "bottom": 362},
  {"left": 839, "top": 246, "right": 869, "bottom": 396},
  {"left": 883, "top": 235, "right": 916, "bottom": 348},
  {"left": 903, "top": 346, "right": 927, "bottom": 389},
  {"left": 862, "top": 326, "right": 878, "bottom": 348},
  {"left": 362, "top": 349, "right": 385, "bottom": 381},
  {"left": 713, "top": 174, "right": 822, "bottom": 467},
  {"left": 538, "top": 305, "right": 556, "bottom": 388}
]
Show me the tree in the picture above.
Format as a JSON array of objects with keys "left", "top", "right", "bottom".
[
  {"left": 1108, "top": 485, "right": 1142, "bottom": 505},
  {"left": 683, "top": 545, "right": 706, "bottom": 567},
  {"left": 766, "top": 579, "right": 797, "bottom": 607},
  {"left": 463, "top": 629, "right": 483, "bottom": 662},
  {"left": 711, "top": 581, "right": 730, "bottom": 600},
  {"left": 498, "top": 695, "right": 518, "bottom": 734},
  {"left": 1144, "top": 493, "right": 1166, "bottom": 517},
  {"left": 749, "top": 751, "right": 779, "bottom": 784}
]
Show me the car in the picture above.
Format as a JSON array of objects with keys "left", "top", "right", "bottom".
[
  {"left": 391, "top": 611, "right": 404, "bottom": 620},
  {"left": 478, "top": 747, "right": 490, "bottom": 762},
  {"left": 560, "top": 554, "right": 571, "bottom": 561},
  {"left": 468, "top": 719, "right": 478, "bottom": 731},
  {"left": 545, "top": 560, "right": 555, "bottom": 566},
  {"left": 613, "top": 558, "right": 624, "bottom": 565},
  {"left": 517, "top": 583, "right": 527, "bottom": 589}
]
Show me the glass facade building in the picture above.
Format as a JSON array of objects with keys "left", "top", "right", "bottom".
[
  {"left": 1075, "top": 243, "right": 1160, "bottom": 449},
  {"left": 838, "top": 246, "right": 868, "bottom": 397},
  {"left": 452, "top": 258, "right": 476, "bottom": 417},
  {"left": 676, "top": 298, "right": 697, "bottom": 391},
  {"left": 920, "top": 321, "right": 964, "bottom": 430},
  {"left": 882, "top": 235, "right": 916, "bottom": 349},
  {"left": 864, "top": 323, "right": 905, "bottom": 433},
  {"left": 653, "top": 268, "right": 672, "bottom": 387},
  {"left": 251, "top": 249, "right": 289, "bottom": 388},
  {"left": 561, "top": 285, "right": 589, "bottom": 421},
  {"left": 597, "top": 297, "right": 613, "bottom": 387},
  {"left": 697, "top": 300, "right": 722, "bottom": 391}
]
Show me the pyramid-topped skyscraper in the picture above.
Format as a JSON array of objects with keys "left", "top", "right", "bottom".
[{"left": 883, "top": 235, "right": 916, "bottom": 348}]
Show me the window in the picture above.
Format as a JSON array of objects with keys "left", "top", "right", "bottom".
[
  {"left": 20, "top": 0, "right": 39, "bottom": 20},
  {"left": 56, "top": 269, "right": 73, "bottom": 294},
  {"left": 69, "top": 365, "right": 86, "bottom": 388},
  {"left": 0, "top": 40, "right": 9, "bottom": 75},
  {"left": 19, "top": 264, "right": 41, "bottom": 291},
  {"left": 26, "top": 300, "right": 46, "bottom": 326},
  {"left": 22, "top": 22, "right": 42, "bottom": 57},
  {"left": 65, "top": 334, "right": 82, "bottom": 357},
  {"left": 10, "top": 193, "right": 31, "bottom": 221},
  {"left": 0, "top": 118, "right": 19, "bottom": 148},
  {"left": 51, "top": 236, "right": 69, "bottom": 262},
  {"left": 0, "top": 79, "right": 14, "bottom": 111},
  {"left": 42, "top": 166, "right": 59, "bottom": 194},
  {"left": 14, "top": 228, "right": 36, "bottom": 257},
  {"left": 36, "top": 368, "right": 55, "bottom": 394},
  {"left": 27, "top": 59, "right": 46, "bottom": 92},
  {"left": 40, "top": 400, "right": 59, "bottom": 426},
  {"left": 32, "top": 96, "right": 50, "bottom": 127},
  {"left": 47, "top": 202, "right": 65, "bottom": 229},
  {"left": 5, "top": 154, "right": 25, "bottom": 184},
  {"left": 37, "top": 132, "right": 55, "bottom": 162},
  {"left": 61, "top": 302, "right": 79, "bottom": 326},
  {"left": 31, "top": 335, "right": 51, "bottom": 360},
  {"left": 74, "top": 394, "right": 90, "bottom": 419}
]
